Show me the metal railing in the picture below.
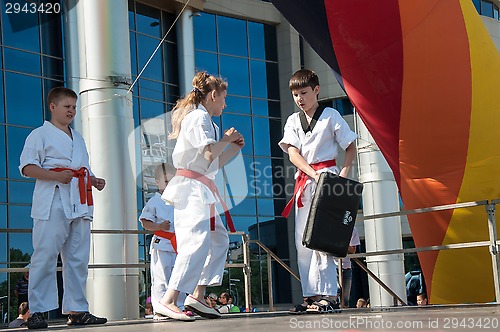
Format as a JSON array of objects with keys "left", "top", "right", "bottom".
[{"left": 1, "top": 199, "right": 499, "bottom": 315}]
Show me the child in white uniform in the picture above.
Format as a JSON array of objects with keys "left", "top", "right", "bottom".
[
  {"left": 278, "top": 69, "right": 357, "bottom": 314},
  {"left": 19, "top": 87, "right": 107, "bottom": 329},
  {"left": 139, "top": 163, "right": 185, "bottom": 319},
  {"left": 155, "top": 71, "right": 244, "bottom": 321}
]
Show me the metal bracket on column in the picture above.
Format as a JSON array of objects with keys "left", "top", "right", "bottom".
[{"left": 486, "top": 202, "right": 500, "bottom": 303}]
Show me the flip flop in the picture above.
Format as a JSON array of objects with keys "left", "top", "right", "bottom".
[{"left": 306, "top": 298, "right": 340, "bottom": 314}]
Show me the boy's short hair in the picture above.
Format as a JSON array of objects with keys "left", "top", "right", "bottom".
[
  {"left": 417, "top": 292, "right": 427, "bottom": 299},
  {"left": 47, "top": 87, "right": 78, "bottom": 106},
  {"left": 18, "top": 302, "right": 29, "bottom": 315},
  {"left": 154, "top": 163, "right": 176, "bottom": 180},
  {"left": 289, "top": 69, "right": 320, "bottom": 91}
]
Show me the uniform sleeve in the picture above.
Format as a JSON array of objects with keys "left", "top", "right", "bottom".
[
  {"left": 19, "top": 130, "right": 44, "bottom": 177},
  {"left": 331, "top": 109, "right": 357, "bottom": 150},
  {"left": 350, "top": 227, "right": 361, "bottom": 246},
  {"left": 186, "top": 113, "right": 217, "bottom": 152},
  {"left": 278, "top": 114, "right": 301, "bottom": 153},
  {"left": 139, "top": 200, "right": 156, "bottom": 223}
]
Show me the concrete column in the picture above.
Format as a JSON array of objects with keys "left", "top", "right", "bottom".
[
  {"left": 75, "top": 0, "right": 139, "bottom": 320},
  {"left": 176, "top": 7, "right": 195, "bottom": 95},
  {"left": 355, "top": 113, "right": 406, "bottom": 307}
]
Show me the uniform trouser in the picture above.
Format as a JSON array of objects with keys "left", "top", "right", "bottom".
[
  {"left": 29, "top": 189, "right": 90, "bottom": 313},
  {"left": 295, "top": 181, "right": 338, "bottom": 297},
  {"left": 150, "top": 249, "right": 186, "bottom": 312},
  {"left": 167, "top": 193, "right": 229, "bottom": 295}
]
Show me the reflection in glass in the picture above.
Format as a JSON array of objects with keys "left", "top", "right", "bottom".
[
  {"left": 194, "top": 13, "right": 217, "bottom": 52},
  {"left": 130, "top": 32, "right": 138, "bottom": 76},
  {"left": 220, "top": 56, "right": 249, "bottom": 97},
  {"left": 0, "top": 181, "right": 6, "bottom": 203},
  {"left": 0, "top": 125, "right": 5, "bottom": 178},
  {"left": 195, "top": 51, "right": 218, "bottom": 76},
  {"left": 136, "top": 34, "right": 164, "bottom": 81},
  {"left": 248, "top": 22, "right": 265, "bottom": 59},
  {"left": 229, "top": 197, "right": 256, "bottom": 216},
  {"left": 139, "top": 79, "right": 164, "bottom": 101},
  {"left": 135, "top": 3, "right": 161, "bottom": 37},
  {"left": 221, "top": 113, "right": 253, "bottom": 156},
  {"left": 1, "top": 10, "right": 40, "bottom": 52},
  {"left": 140, "top": 99, "right": 165, "bottom": 120},
  {"left": 225, "top": 96, "right": 250, "bottom": 115},
  {"left": 257, "top": 199, "right": 275, "bottom": 217},
  {"left": 218, "top": 16, "right": 247, "bottom": 57},
  {"left": 5, "top": 73, "right": 43, "bottom": 127},
  {"left": 8, "top": 205, "right": 32, "bottom": 229},
  {"left": 8, "top": 126, "right": 33, "bottom": 179},
  {"left": 253, "top": 117, "right": 271, "bottom": 157},
  {"left": 9, "top": 233, "right": 33, "bottom": 256},
  {"left": 8, "top": 181, "right": 34, "bottom": 205},
  {"left": 4, "top": 49, "right": 41, "bottom": 76},
  {"left": 0, "top": 205, "right": 6, "bottom": 228},
  {"left": 250, "top": 60, "right": 268, "bottom": 99}
]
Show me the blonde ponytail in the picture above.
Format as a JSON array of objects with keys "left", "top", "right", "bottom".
[{"left": 169, "top": 71, "right": 228, "bottom": 139}]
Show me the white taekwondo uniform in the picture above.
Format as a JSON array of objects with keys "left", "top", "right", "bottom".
[
  {"left": 139, "top": 193, "right": 184, "bottom": 312},
  {"left": 278, "top": 107, "right": 357, "bottom": 297},
  {"left": 162, "top": 106, "right": 229, "bottom": 295},
  {"left": 19, "top": 121, "right": 94, "bottom": 313}
]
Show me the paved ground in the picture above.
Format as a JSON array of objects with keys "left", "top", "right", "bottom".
[{"left": 2, "top": 304, "right": 499, "bottom": 331}]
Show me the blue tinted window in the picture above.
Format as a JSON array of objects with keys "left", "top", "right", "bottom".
[
  {"left": 195, "top": 51, "right": 218, "bottom": 76},
  {"left": 1, "top": 10, "right": 40, "bottom": 52},
  {"left": 8, "top": 181, "right": 34, "bottom": 204},
  {"left": 257, "top": 199, "right": 275, "bottom": 216},
  {"left": 252, "top": 99, "right": 268, "bottom": 117},
  {"left": 218, "top": 16, "right": 247, "bottom": 56},
  {"left": 252, "top": 158, "right": 274, "bottom": 198},
  {"left": 5, "top": 73, "right": 43, "bottom": 127},
  {"left": 253, "top": 117, "right": 271, "bottom": 156},
  {"left": 129, "top": 1, "right": 136, "bottom": 30},
  {"left": 0, "top": 181, "right": 6, "bottom": 203},
  {"left": 265, "top": 62, "right": 280, "bottom": 100},
  {"left": 0, "top": 204, "right": 6, "bottom": 228},
  {"left": 140, "top": 99, "right": 165, "bottom": 120},
  {"left": 221, "top": 114, "right": 253, "bottom": 156},
  {"left": 9, "top": 233, "right": 33, "bottom": 256},
  {"left": 194, "top": 13, "right": 217, "bottom": 52},
  {"left": 232, "top": 216, "right": 257, "bottom": 234},
  {"left": 7, "top": 126, "right": 33, "bottom": 179},
  {"left": 130, "top": 32, "right": 138, "bottom": 76},
  {"left": 0, "top": 126, "right": 5, "bottom": 178},
  {"left": 250, "top": 60, "right": 268, "bottom": 98},
  {"left": 41, "top": 56, "right": 64, "bottom": 81},
  {"left": 243, "top": 156, "right": 256, "bottom": 197},
  {"left": 135, "top": 3, "right": 161, "bottom": 38},
  {"left": 8, "top": 205, "right": 32, "bottom": 228},
  {"left": 473, "top": 0, "right": 481, "bottom": 12},
  {"left": 230, "top": 197, "right": 256, "bottom": 216},
  {"left": 226, "top": 96, "right": 250, "bottom": 115},
  {"left": 4, "top": 48, "right": 41, "bottom": 76},
  {"left": 139, "top": 79, "right": 164, "bottom": 101},
  {"left": 482, "top": 0, "right": 494, "bottom": 17},
  {"left": 220, "top": 56, "right": 249, "bottom": 96},
  {"left": 248, "top": 22, "right": 265, "bottom": 59},
  {"left": 136, "top": 34, "right": 163, "bottom": 81},
  {"left": 0, "top": 72, "right": 4, "bottom": 123}
]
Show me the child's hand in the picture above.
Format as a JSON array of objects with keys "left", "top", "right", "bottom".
[
  {"left": 158, "top": 221, "right": 171, "bottom": 231},
  {"left": 223, "top": 127, "right": 242, "bottom": 143},
  {"left": 55, "top": 170, "right": 73, "bottom": 184},
  {"left": 91, "top": 177, "right": 106, "bottom": 191},
  {"left": 233, "top": 136, "right": 245, "bottom": 149}
]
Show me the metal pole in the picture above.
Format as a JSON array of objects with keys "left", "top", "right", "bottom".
[
  {"left": 486, "top": 202, "right": 500, "bottom": 302},
  {"left": 267, "top": 254, "right": 274, "bottom": 311},
  {"left": 242, "top": 234, "right": 252, "bottom": 311}
]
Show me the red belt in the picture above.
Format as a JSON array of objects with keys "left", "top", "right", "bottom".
[
  {"left": 281, "top": 159, "right": 336, "bottom": 218},
  {"left": 176, "top": 169, "right": 236, "bottom": 232},
  {"left": 51, "top": 167, "right": 93, "bottom": 206},
  {"left": 153, "top": 230, "right": 178, "bottom": 254}
]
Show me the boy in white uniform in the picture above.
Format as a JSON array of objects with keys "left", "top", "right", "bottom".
[
  {"left": 155, "top": 71, "right": 244, "bottom": 321},
  {"left": 19, "top": 87, "right": 107, "bottom": 329},
  {"left": 139, "top": 163, "right": 186, "bottom": 319},
  {"left": 279, "top": 69, "right": 357, "bottom": 314}
]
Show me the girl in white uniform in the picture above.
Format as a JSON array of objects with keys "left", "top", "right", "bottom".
[
  {"left": 19, "top": 87, "right": 107, "bottom": 329},
  {"left": 139, "top": 163, "right": 186, "bottom": 319},
  {"left": 278, "top": 69, "right": 357, "bottom": 314},
  {"left": 155, "top": 72, "right": 244, "bottom": 321}
]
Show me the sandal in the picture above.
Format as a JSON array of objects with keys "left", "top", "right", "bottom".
[
  {"left": 306, "top": 298, "right": 340, "bottom": 314},
  {"left": 289, "top": 297, "right": 314, "bottom": 315}
]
